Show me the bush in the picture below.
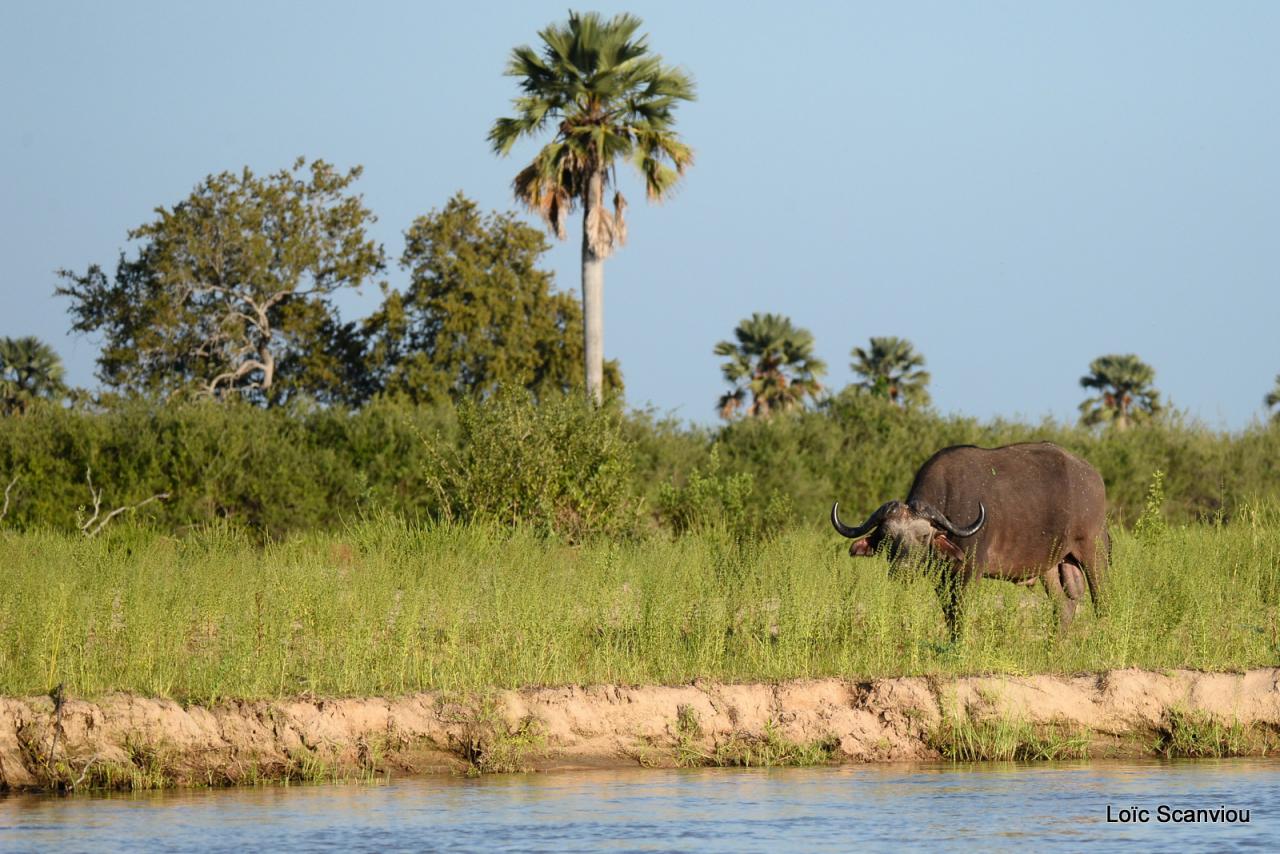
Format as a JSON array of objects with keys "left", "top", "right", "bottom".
[
  {"left": 0, "top": 397, "right": 453, "bottom": 537},
  {"left": 705, "top": 394, "right": 1280, "bottom": 531},
  {"left": 2, "top": 393, "right": 1279, "bottom": 538},
  {"left": 422, "top": 389, "right": 637, "bottom": 539},
  {"left": 657, "top": 447, "right": 755, "bottom": 536}
]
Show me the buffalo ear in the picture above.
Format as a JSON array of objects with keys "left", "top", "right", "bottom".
[
  {"left": 931, "top": 532, "right": 966, "bottom": 562},
  {"left": 850, "top": 539, "right": 875, "bottom": 557}
]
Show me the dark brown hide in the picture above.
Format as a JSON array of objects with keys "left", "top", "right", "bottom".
[
  {"left": 909, "top": 443, "right": 1108, "bottom": 586},
  {"left": 834, "top": 442, "right": 1109, "bottom": 632}
]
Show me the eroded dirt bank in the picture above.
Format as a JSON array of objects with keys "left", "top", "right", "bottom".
[{"left": 3, "top": 668, "right": 1280, "bottom": 792}]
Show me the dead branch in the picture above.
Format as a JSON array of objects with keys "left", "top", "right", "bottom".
[
  {"left": 0, "top": 474, "right": 17, "bottom": 524},
  {"left": 80, "top": 467, "right": 103, "bottom": 532},
  {"left": 70, "top": 756, "right": 102, "bottom": 792},
  {"left": 79, "top": 467, "right": 170, "bottom": 538},
  {"left": 202, "top": 357, "right": 268, "bottom": 397}
]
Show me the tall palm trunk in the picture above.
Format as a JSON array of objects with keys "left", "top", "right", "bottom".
[{"left": 580, "top": 170, "right": 606, "bottom": 404}]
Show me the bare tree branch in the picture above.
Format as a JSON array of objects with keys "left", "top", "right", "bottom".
[
  {"left": 84, "top": 493, "right": 170, "bottom": 538},
  {"left": 70, "top": 755, "right": 103, "bottom": 792},
  {"left": 223, "top": 310, "right": 260, "bottom": 329},
  {"left": 79, "top": 467, "right": 170, "bottom": 538},
  {"left": 80, "top": 467, "right": 103, "bottom": 532},
  {"left": 261, "top": 289, "right": 295, "bottom": 313},
  {"left": 0, "top": 474, "right": 18, "bottom": 524},
  {"left": 203, "top": 357, "right": 268, "bottom": 397}
]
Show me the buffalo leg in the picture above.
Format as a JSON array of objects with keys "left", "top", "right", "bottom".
[
  {"left": 1060, "top": 561, "right": 1086, "bottom": 601},
  {"left": 1042, "top": 562, "right": 1085, "bottom": 632},
  {"left": 1076, "top": 531, "right": 1110, "bottom": 614}
]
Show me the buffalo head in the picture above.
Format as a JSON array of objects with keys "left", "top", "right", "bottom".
[{"left": 831, "top": 499, "right": 985, "bottom": 563}]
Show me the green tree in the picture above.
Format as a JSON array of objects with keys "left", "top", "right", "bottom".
[
  {"left": 1266, "top": 375, "right": 1280, "bottom": 421},
  {"left": 56, "top": 158, "right": 383, "bottom": 405},
  {"left": 489, "top": 10, "right": 695, "bottom": 405},
  {"left": 0, "top": 336, "right": 67, "bottom": 415},
  {"left": 849, "top": 336, "right": 931, "bottom": 407},
  {"left": 715, "top": 313, "right": 826, "bottom": 419},
  {"left": 1079, "top": 353, "right": 1162, "bottom": 430},
  {"left": 363, "top": 193, "right": 620, "bottom": 403}
]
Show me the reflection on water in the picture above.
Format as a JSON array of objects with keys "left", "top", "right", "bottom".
[{"left": 2, "top": 760, "right": 1277, "bottom": 852}]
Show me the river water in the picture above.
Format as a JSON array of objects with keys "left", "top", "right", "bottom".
[{"left": 2, "top": 760, "right": 1276, "bottom": 852}]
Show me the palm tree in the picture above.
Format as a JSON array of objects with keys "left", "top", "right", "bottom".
[
  {"left": 1266, "top": 375, "right": 1280, "bottom": 421},
  {"left": 1079, "top": 353, "right": 1161, "bottom": 430},
  {"left": 715, "top": 313, "right": 826, "bottom": 419},
  {"left": 849, "top": 336, "right": 931, "bottom": 407},
  {"left": 489, "top": 11, "right": 695, "bottom": 404},
  {"left": 0, "top": 336, "right": 67, "bottom": 415}
]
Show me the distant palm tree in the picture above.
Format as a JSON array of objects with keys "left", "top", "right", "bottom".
[
  {"left": 849, "top": 336, "right": 931, "bottom": 407},
  {"left": 715, "top": 313, "right": 826, "bottom": 419},
  {"left": 1079, "top": 353, "right": 1161, "bottom": 430},
  {"left": 489, "top": 11, "right": 695, "bottom": 405},
  {"left": 0, "top": 336, "right": 67, "bottom": 415},
  {"left": 1266, "top": 375, "right": 1280, "bottom": 421}
]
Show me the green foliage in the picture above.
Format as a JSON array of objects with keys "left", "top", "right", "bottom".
[
  {"left": 849, "top": 336, "right": 931, "bottom": 407},
  {"left": 440, "top": 696, "right": 545, "bottom": 775},
  {"left": 707, "top": 393, "right": 1280, "bottom": 529},
  {"left": 363, "top": 193, "right": 619, "bottom": 402},
  {"left": 674, "top": 710, "right": 837, "bottom": 768},
  {"left": 1134, "top": 469, "right": 1169, "bottom": 544},
  {"left": 1266, "top": 375, "right": 1280, "bottom": 421},
  {"left": 657, "top": 447, "right": 754, "bottom": 535},
  {"left": 422, "top": 388, "right": 637, "bottom": 540},
  {"left": 491, "top": 10, "right": 695, "bottom": 402},
  {"left": 1079, "top": 353, "right": 1162, "bottom": 430},
  {"left": 3, "top": 395, "right": 1280, "bottom": 537},
  {"left": 715, "top": 313, "right": 826, "bottom": 418},
  {"left": 490, "top": 10, "right": 696, "bottom": 239},
  {"left": 703, "top": 726, "right": 837, "bottom": 768},
  {"left": 0, "top": 337, "right": 67, "bottom": 415},
  {"left": 55, "top": 157, "right": 384, "bottom": 405},
  {"left": 1155, "top": 709, "right": 1263, "bottom": 758},
  {"left": 620, "top": 408, "right": 713, "bottom": 504},
  {"left": 0, "top": 397, "right": 452, "bottom": 537},
  {"left": 932, "top": 716, "right": 1091, "bottom": 762}
]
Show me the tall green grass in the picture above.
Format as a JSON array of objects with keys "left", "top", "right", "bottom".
[{"left": 2, "top": 513, "right": 1278, "bottom": 702}]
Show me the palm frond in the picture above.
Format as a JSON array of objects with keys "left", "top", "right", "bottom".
[
  {"left": 1078, "top": 353, "right": 1160, "bottom": 429},
  {"left": 715, "top": 314, "right": 825, "bottom": 419},
  {"left": 491, "top": 11, "right": 695, "bottom": 241},
  {"left": 0, "top": 336, "right": 68, "bottom": 414},
  {"left": 1265, "top": 375, "right": 1280, "bottom": 411},
  {"left": 850, "top": 336, "right": 930, "bottom": 407}
]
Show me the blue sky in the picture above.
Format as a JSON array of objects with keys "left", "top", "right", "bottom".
[{"left": 3, "top": 1, "right": 1277, "bottom": 427}]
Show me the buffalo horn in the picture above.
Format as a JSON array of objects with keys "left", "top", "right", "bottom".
[
  {"left": 831, "top": 500, "right": 897, "bottom": 539},
  {"left": 911, "top": 500, "right": 986, "bottom": 538}
]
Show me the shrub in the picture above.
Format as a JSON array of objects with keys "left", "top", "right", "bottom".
[
  {"left": 2, "top": 393, "right": 1279, "bottom": 537},
  {"left": 422, "top": 388, "right": 637, "bottom": 539},
  {"left": 657, "top": 447, "right": 754, "bottom": 535},
  {"left": 0, "top": 397, "right": 453, "bottom": 537}
]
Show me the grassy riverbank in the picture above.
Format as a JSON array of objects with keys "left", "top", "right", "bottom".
[{"left": 2, "top": 514, "right": 1279, "bottom": 702}]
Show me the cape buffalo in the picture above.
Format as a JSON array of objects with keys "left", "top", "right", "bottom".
[{"left": 831, "top": 442, "right": 1108, "bottom": 635}]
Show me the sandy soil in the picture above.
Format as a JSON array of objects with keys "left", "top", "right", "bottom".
[{"left": 3, "top": 668, "right": 1279, "bottom": 791}]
